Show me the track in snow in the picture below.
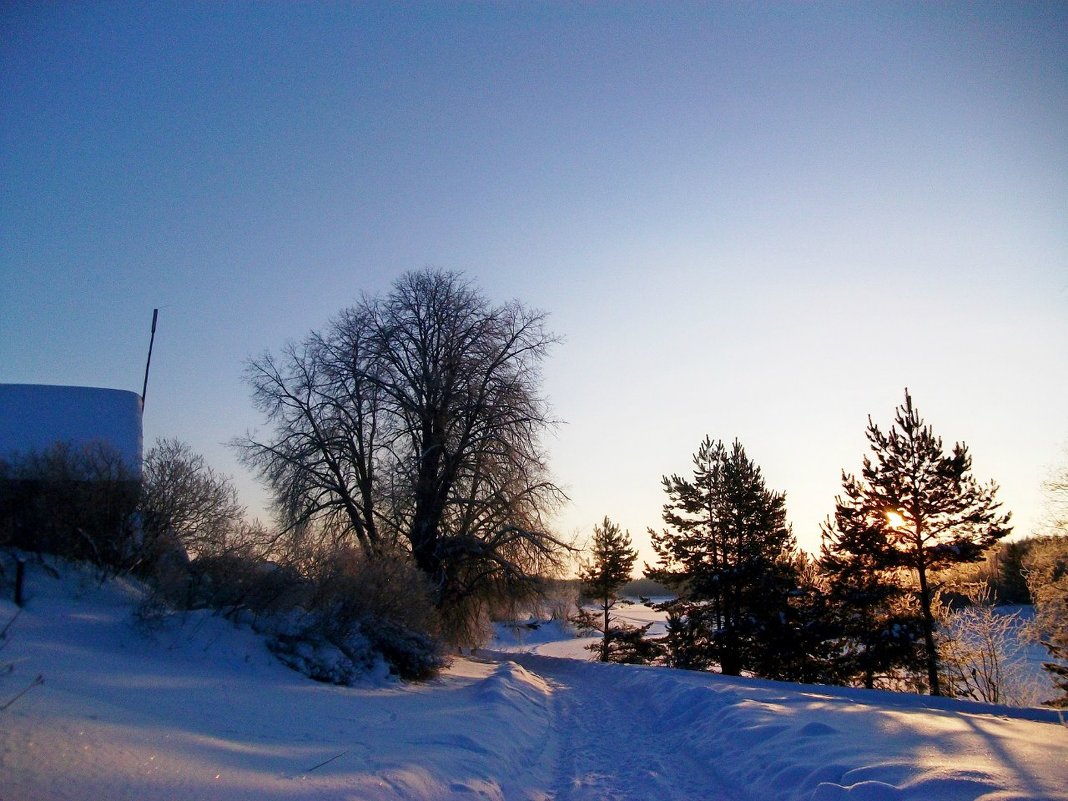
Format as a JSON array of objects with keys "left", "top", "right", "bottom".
[{"left": 507, "top": 654, "right": 745, "bottom": 801}]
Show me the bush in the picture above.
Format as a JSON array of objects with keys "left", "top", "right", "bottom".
[
  {"left": 364, "top": 621, "right": 444, "bottom": 681},
  {"left": 268, "top": 627, "right": 386, "bottom": 685},
  {"left": 147, "top": 544, "right": 447, "bottom": 683},
  {"left": 1022, "top": 535, "right": 1068, "bottom": 707},
  {"left": 186, "top": 550, "right": 309, "bottom": 616},
  {"left": 937, "top": 587, "right": 1041, "bottom": 707},
  {"left": 303, "top": 547, "right": 447, "bottom": 680},
  {"left": 542, "top": 578, "right": 580, "bottom": 623},
  {"left": 0, "top": 442, "right": 139, "bottom": 573}
]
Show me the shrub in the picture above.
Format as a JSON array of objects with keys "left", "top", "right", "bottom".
[
  {"left": 187, "top": 550, "right": 309, "bottom": 616},
  {"left": 140, "top": 542, "right": 446, "bottom": 683},
  {"left": 364, "top": 621, "right": 443, "bottom": 681},
  {"left": 0, "top": 442, "right": 139, "bottom": 573},
  {"left": 542, "top": 578, "right": 580, "bottom": 623},
  {"left": 1022, "top": 536, "right": 1068, "bottom": 707},
  {"left": 268, "top": 628, "right": 386, "bottom": 685},
  {"left": 303, "top": 546, "right": 447, "bottom": 680},
  {"left": 937, "top": 587, "right": 1041, "bottom": 707}
]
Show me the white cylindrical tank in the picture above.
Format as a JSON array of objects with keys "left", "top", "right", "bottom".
[{"left": 0, "top": 384, "right": 144, "bottom": 475}]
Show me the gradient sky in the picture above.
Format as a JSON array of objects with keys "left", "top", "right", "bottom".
[{"left": 2, "top": 2, "right": 1065, "bottom": 563}]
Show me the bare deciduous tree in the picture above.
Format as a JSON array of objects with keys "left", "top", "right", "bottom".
[
  {"left": 140, "top": 439, "right": 245, "bottom": 558},
  {"left": 239, "top": 325, "right": 383, "bottom": 560},
  {"left": 237, "top": 270, "right": 566, "bottom": 643}
]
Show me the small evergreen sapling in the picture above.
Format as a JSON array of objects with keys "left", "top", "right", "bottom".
[{"left": 571, "top": 517, "right": 642, "bottom": 663}]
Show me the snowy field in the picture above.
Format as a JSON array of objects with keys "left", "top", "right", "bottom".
[
  {"left": 2, "top": 560, "right": 1066, "bottom": 801},
  {"left": 490, "top": 599, "right": 671, "bottom": 661}
]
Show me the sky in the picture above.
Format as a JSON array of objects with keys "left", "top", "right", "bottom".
[{"left": 2, "top": 2, "right": 1066, "bottom": 563}]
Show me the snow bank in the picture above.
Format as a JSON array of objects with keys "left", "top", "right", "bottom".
[
  {"left": 508, "top": 652, "right": 1068, "bottom": 801},
  {"left": 0, "top": 384, "right": 143, "bottom": 472},
  {"left": 0, "top": 557, "right": 553, "bottom": 801}
]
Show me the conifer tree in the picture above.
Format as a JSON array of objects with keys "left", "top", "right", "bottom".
[
  {"left": 820, "top": 472, "right": 925, "bottom": 688},
  {"left": 572, "top": 517, "right": 639, "bottom": 663},
  {"left": 658, "top": 607, "right": 713, "bottom": 670},
  {"left": 842, "top": 390, "right": 1011, "bottom": 695},
  {"left": 760, "top": 551, "right": 839, "bottom": 684},
  {"left": 647, "top": 438, "right": 798, "bottom": 676}
]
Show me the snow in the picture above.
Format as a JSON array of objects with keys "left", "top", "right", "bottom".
[
  {"left": 2, "top": 559, "right": 1066, "bottom": 801},
  {"left": 0, "top": 384, "right": 143, "bottom": 472},
  {"left": 490, "top": 598, "right": 671, "bottom": 660}
]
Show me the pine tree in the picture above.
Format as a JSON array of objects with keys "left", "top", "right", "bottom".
[
  {"left": 658, "top": 607, "right": 713, "bottom": 670},
  {"left": 820, "top": 472, "right": 925, "bottom": 688},
  {"left": 572, "top": 517, "right": 639, "bottom": 663},
  {"left": 760, "top": 551, "right": 840, "bottom": 684},
  {"left": 844, "top": 390, "right": 1011, "bottom": 695},
  {"left": 647, "top": 438, "right": 798, "bottom": 676}
]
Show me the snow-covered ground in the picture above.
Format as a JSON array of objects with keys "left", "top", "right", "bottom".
[
  {"left": 490, "top": 598, "right": 670, "bottom": 661},
  {"left": 2, "top": 560, "right": 1066, "bottom": 801}
]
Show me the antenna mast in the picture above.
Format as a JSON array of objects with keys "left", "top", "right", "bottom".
[{"left": 141, "top": 308, "right": 158, "bottom": 406}]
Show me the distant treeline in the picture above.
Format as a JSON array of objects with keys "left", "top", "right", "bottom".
[{"left": 559, "top": 576, "right": 671, "bottom": 601}]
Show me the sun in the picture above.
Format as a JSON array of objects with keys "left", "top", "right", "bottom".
[{"left": 886, "top": 510, "right": 907, "bottom": 529}]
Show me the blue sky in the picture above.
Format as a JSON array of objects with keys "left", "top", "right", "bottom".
[{"left": 2, "top": 2, "right": 1065, "bottom": 560}]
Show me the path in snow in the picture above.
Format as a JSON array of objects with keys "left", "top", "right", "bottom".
[
  {"left": 501, "top": 650, "right": 1068, "bottom": 801},
  {"left": 505, "top": 654, "right": 743, "bottom": 801}
]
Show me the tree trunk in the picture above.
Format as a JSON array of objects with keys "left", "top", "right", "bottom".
[
  {"left": 916, "top": 562, "right": 941, "bottom": 696},
  {"left": 720, "top": 647, "right": 741, "bottom": 676},
  {"left": 602, "top": 598, "right": 611, "bottom": 662},
  {"left": 720, "top": 621, "right": 742, "bottom": 676}
]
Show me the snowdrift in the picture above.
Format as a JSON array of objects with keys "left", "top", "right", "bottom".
[
  {"left": 507, "top": 653, "right": 1067, "bottom": 801},
  {"left": 0, "top": 559, "right": 552, "bottom": 801}
]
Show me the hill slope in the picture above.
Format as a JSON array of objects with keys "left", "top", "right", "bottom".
[{"left": 1, "top": 559, "right": 1065, "bottom": 801}]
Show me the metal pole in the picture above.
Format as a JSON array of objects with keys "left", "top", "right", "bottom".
[{"left": 141, "top": 308, "right": 158, "bottom": 405}]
